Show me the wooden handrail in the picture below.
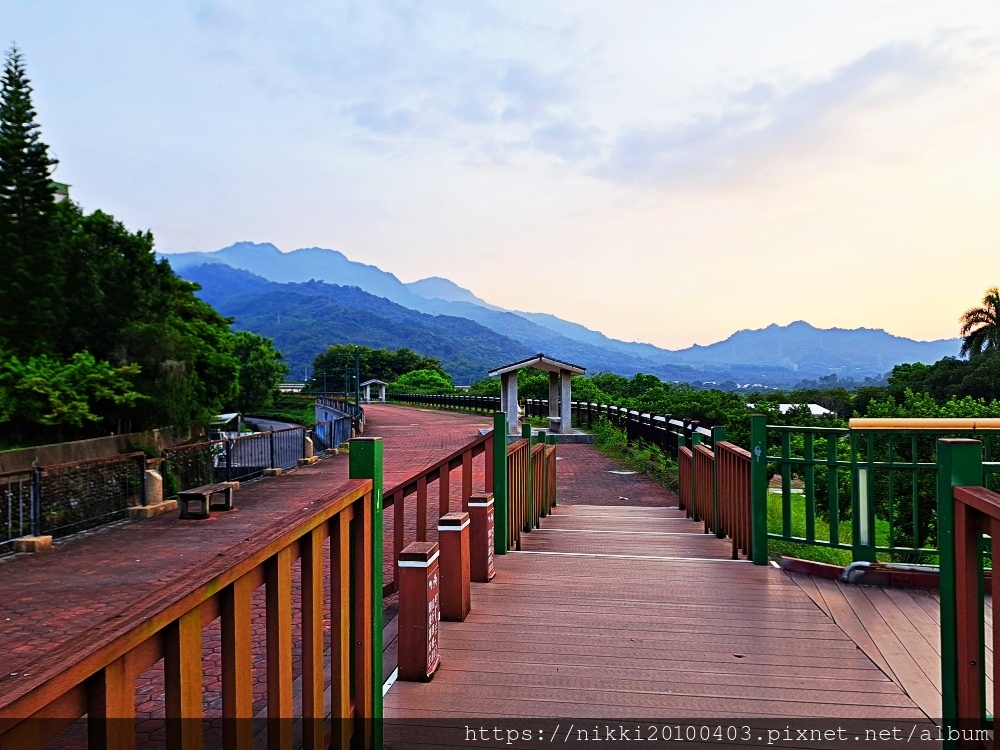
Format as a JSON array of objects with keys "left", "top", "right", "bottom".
[
  {"left": 383, "top": 432, "right": 494, "bottom": 597},
  {"left": 384, "top": 432, "right": 491, "bottom": 501},
  {"left": 0, "top": 478, "right": 377, "bottom": 749},
  {"left": 850, "top": 418, "right": 1000, "bottom": 430},
  {"left": 949, "top": 483, "right": 1000, "bottom": 743}
]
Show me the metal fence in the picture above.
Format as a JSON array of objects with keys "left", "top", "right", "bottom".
[
  {"left": 1, "top": 469, "right": 36, "bottom": 555},
  {"left": 388, "top": 393, "right": 501, "bottom": 413},
  {"left": 313, "top": 417, "right": 353, "bottom": 451},
  {"left": 37, "top": 453, "right": 146, "bottom": 539},
  {"left": 750, "top": 416, "right": 1000, "bottom": 564},
  {"left": 1, "top": 453, "right": 147, "bottom": 554},
  {"left": 162, "top": 428, "right": 307, "bottom": 498}
]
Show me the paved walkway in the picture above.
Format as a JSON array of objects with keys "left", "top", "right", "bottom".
[{"left": 0, "top": 404, "right": 490, "bottom": 746}]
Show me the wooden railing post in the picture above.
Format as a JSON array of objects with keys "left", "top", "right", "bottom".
[
  {"left": 544, "top": 434, "right": 557, "bottom": 509},
  {"left": 750, "top": 415, "right": 769, "bottom": 565},
  {"left": 712, "top": 427, "right": 726, "bottom": 538},
  {"left": 522, "top": 424, "right": 534, "bottom": 532},
  {"left": 690, "top": 433, "right": 702, "bottom": 523},
  {"left": 493, "top": 413, "right": 509, "bottom": 555},
  {"left": 397, "top": 542, "right": 441, "bottom": 682},
  {"left": 937, "top": 438, "right": 984, "bottom": 748},
  {"left": 439, "top": 512, "right": 472, "bottom": 621},
  {"left": 349, "top": 437, "right": 384, "bottom": 746},
  {"left": 537, "top": 430, "right": 547, "bottom": 518},
  {"left": 468, "top": 494, "right": 496, "bottom": 582}
]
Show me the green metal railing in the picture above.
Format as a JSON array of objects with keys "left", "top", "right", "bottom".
[{"left": 750, "top": 415, "right": 1000, "bottom": 565}]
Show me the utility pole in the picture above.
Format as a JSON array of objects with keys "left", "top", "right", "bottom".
[{"left": 354, "top": 347, "right": 361, "bottom": 406}]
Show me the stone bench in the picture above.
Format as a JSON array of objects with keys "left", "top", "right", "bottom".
[{"left": 178, "top": 482, "right": 234, "bottom": 519}]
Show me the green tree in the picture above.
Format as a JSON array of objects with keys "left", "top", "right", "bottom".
[
  {"left": 0, "top": 45, "right": 62, "bottom": 355},
  {"left": 960, "top": 286, "right": 1000, "bottom": 358},
  {"left": 0, "top": 350, "right": 143, "bottom": 440},
  {"left": 388, "top": 368, "right": 454, "bottom": 394},
  {"left": 309, "top": 345, "right": 445, "bottom": 390},
  {"left": 231, "top": 331, "right": 288, "bottom": 413}
]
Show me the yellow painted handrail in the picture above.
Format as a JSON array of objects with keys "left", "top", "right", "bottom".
[{"left": 849, "top": 418, "right": 1000, "bottom": 430}]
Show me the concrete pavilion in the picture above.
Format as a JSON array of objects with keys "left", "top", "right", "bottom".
[
  {"left": 488, "top": 354, "right": 586, "bottom": 436},
  {"left": 360, "top": 379, "right": 389, "bottom": 403}
]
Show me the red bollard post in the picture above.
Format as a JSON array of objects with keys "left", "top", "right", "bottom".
[
  {"left": 438, "top": 511, "right": 471, "bottom": 622},
  {"left": 468, "top": 493, "right": 496, "bottom": 583},
  {"left": 397, "top": 541, "right": 441, "bottom": 681}
]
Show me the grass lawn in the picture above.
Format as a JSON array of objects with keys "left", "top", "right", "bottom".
[{"left": 766, "top": 490, "right": 893, "bottom": 566}]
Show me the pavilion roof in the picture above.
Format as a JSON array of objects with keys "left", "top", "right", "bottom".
[{"left": 488, "top": 353, "right": 586, "bottom": 377}]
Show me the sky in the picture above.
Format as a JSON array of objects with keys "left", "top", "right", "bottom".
[{"left": 5, "top": 1, "right": 999, "bottom": 350}]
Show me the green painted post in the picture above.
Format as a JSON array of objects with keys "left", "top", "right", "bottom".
[
  {"left": 712, "top": 426, "right": 726, "bottom": 538},
  {"left": 348, "top": 437, "right": 384, "bottom": 747},
  {"left": 750, "top": 415, "right": 769, "bottom": 565},
  {"left": 493, "top": 412, "right": 509, "bottom": 555},
  {"left": 522, "top": 423, "right": 534, "bottom": 532},
  {"left": 937, "top": 438, "right": 984, "bottom": 747},
  {"left": 690, "top": 433, "right": 702, "bottom": 523}
]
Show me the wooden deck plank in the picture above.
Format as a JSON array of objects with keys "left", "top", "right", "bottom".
[
  {"left": 385, "top": 499, "right": 927, "bottom": 726},
  {"left": 862, "top": 587, "right": 941, "bottom": 691},
  {"left": 833, "top": 582, "right": 941, "bottom": 719},
  {"left": 786, "top": 571, "right": 832, "bottom": 618}
]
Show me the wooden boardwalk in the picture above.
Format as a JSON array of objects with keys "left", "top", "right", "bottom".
[
  {"left": 788, "top": 573, "right": 993, "bottom": 720},
  {"left": 384, "top": 497, "right": 927, "bottom": 748}
]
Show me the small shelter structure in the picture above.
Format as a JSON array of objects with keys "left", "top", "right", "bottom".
[
  {"left": 488, "top": 354, "right": 586, "bottom": 435},
  {"left": 360, "top": 379, "right": 389, "bottom": 403}
]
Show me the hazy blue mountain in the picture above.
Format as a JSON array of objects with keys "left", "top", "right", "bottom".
[
  {"left": 178, "top": 264, "right": 535, "bottom": 384},
  {"left": 162, "top": 245, "right": 689, "bottom": 377},
  {"left": 406, "top": 276, "right": 503, "bottom": 310},
  {"left": 669, "top": 321, "right": 960, "bottom": 377},
  {"left": 163, "top": 244, "right": 964, "bottom": 385}
]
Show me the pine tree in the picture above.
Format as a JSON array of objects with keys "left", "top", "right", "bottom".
[{"left": 0, "top": 45, "right": 63, "bottom": 355}]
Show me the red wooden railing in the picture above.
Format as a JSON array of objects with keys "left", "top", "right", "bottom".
[
  {"left": 693, "top": 444, "right": 714, "bottom": 533},
  {"left": 506, "top": 439, "right": 530, "bottom": 550},
  {"left": 678, "top": 444, "right": 692, "bottom": 512},
  {"left": 950, "top": 484, "right": 1000, "bottom": 743},
  {"left": 716, "top": 442, "right": 752, "bottom": 560},
  {"left": 382, "top": 432, "right": 494, "bottom": 597},
  {"left": 0, "top": 478, "right": 378, "bottom": 750},
  {"left": 677, "top": 440, "right": 751, "bottom": 560}
]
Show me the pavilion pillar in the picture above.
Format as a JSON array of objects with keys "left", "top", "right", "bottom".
[
  {"left": 559, "top": 369, "right": 572, "bottom": 434},
  {"left": 548, "top": 373, "right": 559, "bottom": 421},
  {"left": 379, "top": 384, "right": 386, "bottom": 402},
  {"left": 363, "top": 384, "right": 371, "bottom": 402},
  {"left": 500, "top": 371, "right": 519, "bottom": 435}
]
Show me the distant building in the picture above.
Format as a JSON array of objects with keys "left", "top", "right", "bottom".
[
  {"left": 50, "top": 181, "right": 70, "bottom": 202},
  {"left": 747, "top": 403, "right": 834, "bottom": 417}
]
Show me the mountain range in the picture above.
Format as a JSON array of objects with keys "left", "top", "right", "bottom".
[{"left": 162, "top": 242, "right": 961, "bottom": 385}]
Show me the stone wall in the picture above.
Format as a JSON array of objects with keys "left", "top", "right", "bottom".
[{"left": 0, "top": 427, "right": 191, "bottom": 474}]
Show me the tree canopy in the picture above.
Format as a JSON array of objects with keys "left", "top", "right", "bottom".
[
  {"left": 0, "top": 46, "right": 286, "bottom": 444},
  {"left": 960, "top": 286, "right": 1000, "bottom": 358},
  {"left": 309, "top": 345, "right": 446, "bottom": 391}
]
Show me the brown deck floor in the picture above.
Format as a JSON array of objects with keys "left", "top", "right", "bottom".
[
  {"left": 788, "top": 572, "right": 993, "bottom": 720},
  {"left": 384, "top": 452, "right": 929, "bottom": 749}
]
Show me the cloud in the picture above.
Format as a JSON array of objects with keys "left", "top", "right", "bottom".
[
  {"left": 594, "top": 39, "right": 963, "bottom": 188},
  {"left": 528, "top": 120, "right": 602, "bottom": 160}
]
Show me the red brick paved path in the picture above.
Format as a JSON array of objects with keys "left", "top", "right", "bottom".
[
  {"left": 0, "top": 405, "right": 675, "bottom": 747},
  {"left": 554, "top": 443, "right": 679, "bottom": 508},
  {"left": 0, "top": 405, "right": 490, "bottom": 747}
]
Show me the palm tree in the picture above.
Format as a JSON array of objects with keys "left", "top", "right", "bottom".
[{"left": 960, "top": 286, "right": 1000, "bottom": 357}]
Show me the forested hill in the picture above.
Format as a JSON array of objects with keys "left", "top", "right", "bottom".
[{"left": 179, "top": 264, "right": 534, "bottom": 384}]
